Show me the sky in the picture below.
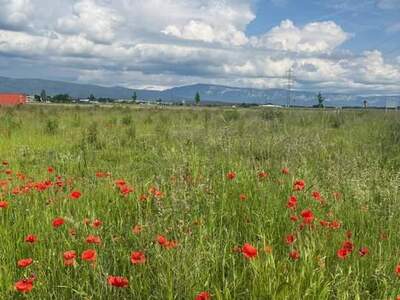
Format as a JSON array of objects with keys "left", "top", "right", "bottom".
[{"left": 0, "top": 0, "right": 399, "bottom": 94}]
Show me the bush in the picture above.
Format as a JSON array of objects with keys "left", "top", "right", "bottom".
[
  {"left": 260, "top": 108, "right": 283, "bottom": 121},
  {"left": 45, "top": 118, "right": 59, "bottom": 135}
]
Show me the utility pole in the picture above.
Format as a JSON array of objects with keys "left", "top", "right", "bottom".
[{"left": 286, "top": 68, "right": 293, "bottom": 107}]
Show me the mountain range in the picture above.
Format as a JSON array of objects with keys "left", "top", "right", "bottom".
[{"left": 0, "top": 76, "right": 398, "bottom": 107}]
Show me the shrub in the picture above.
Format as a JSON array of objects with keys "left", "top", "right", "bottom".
[{"left": 44, "top": 118, "right": 59, "bottom": 135}]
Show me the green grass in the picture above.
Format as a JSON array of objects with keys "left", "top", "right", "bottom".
[{"left": 0, "top": 104, "right": 399, "bottom": 299}]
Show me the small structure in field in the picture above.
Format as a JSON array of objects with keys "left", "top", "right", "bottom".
[
  {"left": 260, "top": 103, "right": 283, "bottom": 108},
  {"left": 0, "top": 93, "right": 27, "bottom": 106}
]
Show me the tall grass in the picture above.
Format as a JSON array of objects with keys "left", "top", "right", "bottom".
[{"left": 0, "top": 105, "right": 399, "bottom": 299}]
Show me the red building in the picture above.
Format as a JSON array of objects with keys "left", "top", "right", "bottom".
[{"left": 0, "top": 93, "right": 27, "bottom": 106}]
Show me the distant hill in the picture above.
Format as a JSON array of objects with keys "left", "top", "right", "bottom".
[
  {"left": 0, "top": 76, "right": 159, "bottom": 100},
  {"left": 0, "top": 76, "right": 398, "bottom": 107}
]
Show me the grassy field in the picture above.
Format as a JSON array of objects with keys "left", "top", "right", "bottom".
[{"left": 0, "top": 104, "right": 399, "bottom": 299}]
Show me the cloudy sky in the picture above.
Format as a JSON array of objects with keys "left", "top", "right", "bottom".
[{"left": 0, "top": 0, "right": 399, "bottom": 94}]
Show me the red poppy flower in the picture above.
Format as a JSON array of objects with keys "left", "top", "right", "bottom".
[
  {"left": 17, "top": 172, "right": 26, "bottom": 180},
  {"left": 0, "top": 201, "right": 8, "bottom": 208},
  {"left": 289, "top": 250, "right": 300, "bottom": 260},
  {"left": 311, "top": 191, "right": 322, "bottom": 201},
  {"left": 337, "top": 248, "right": 348, "bottom": 260},
  {"left": 287, "top": 195, "right": 297, "bottom": 209},
  {"left": 17, "top": 258, "right": 33, "bottom": 268},
  {"left": 115, "top": 179, "right": 126, "bottom": 187},
  {"left": 2, "top": 161, "right": 8, "bottom": 166},
  {"left": 86, "top": 235, "right": 101, "bottom": 244},
  {"left": 165, "top": 240, "right": 178, "bottom": 250},
  {"left": 64, "top": 259, "right": 76, "bottom": 266},
  {"left": 358, "top": 247, "right": 369, "bottom": 257},
  {"left": 284, "top": 234, "right": 296, "bottom": 245},
  {"left": 319, "top": 220, "right": 330, "bottom": 227},
  {"left": 70, "top": 191, "right": 81, "bottom": 199},
  {"left": 63, "top": 250, "right": 77, "bottom": 260},
  {"left": 52, "top": 217, "right": 65, "bottom": 228},
  {"left": 107, "top": 276, "right": 129, "bottom": 288},
  {"left": 48, "top": 166, "right": 54, "bottom": 173},
  {"left": 130, "top": 251, "right": 146, "bottom": 265},
  {"left": 290, "top": 215, "right": 298, "bottom": 222},
  {"left": 300, "top": 209, "right": 314, "bottom": 224},
  {"left": 329, "top": 220, "right": 341, "bottom": 230},
  {"left": 92, "top": 219, "right": 102, "bottom": 228},
  {"left": 342, "top": 240, "right": 354, "bottom": 253},
  {"left": 81, "top": 249, "right": 97, "bottom": 262},
  {"left": 195, "top": 291, "right": 211, "bottom": 300},
  {"left": 281, "top": 167, "right": 289, "bottom": 174},
  {"left": 241, "top": 243, "right": 258, "bottom": 259},
  {"left": 153, "top": 189, "right": 164, "bottom": 198},
  {"left": 226, "top": 171, "right": 236, "bottom": 180},
  {"left": 239, "top": 194, "right": 247, "bottom": 201},
  {"left": 14, "top": 278, "right": 34, "bottom": 293},
  {"left": 25, "top": 234, "right": 37, "bottom": 243},
  {"left": 293, "top": 179, "right": 305, "bottom": 191},
  {"left": 96, "top": 171, "right": 110, "bottom": 178},
  {"left": 258, "top": 171, "right": 268, "bottom": 179},
  {"left": 156, "top": 235, "right": 168, "bottom": 246},
  {"left": 395, "top": 264, "right": 400, "bottom": 276},
  {"left": 119, "top": 185, "right": 134, "bottom": 196}
]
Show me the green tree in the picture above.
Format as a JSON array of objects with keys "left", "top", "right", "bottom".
[
  {"left": 132, "top": 91, "right": 137, "bottom": 101},
  {"left": 40, "top": 89, "right": 47, "bottom": 102},
  {"left": 195, "top": 92, "right": 200, "bottom": 106},
  {"left": 89, "top": 94, "right": 95, "bottom": 101},
  {"left": 53, "top": 94, "right": 70, "bottom": 103},
  {"left": 317, "top": 92, "right": 324, "bottom": 108}
]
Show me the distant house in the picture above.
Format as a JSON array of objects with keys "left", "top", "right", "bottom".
[
  {"left": 260, "top": 103, "right": 283, "bottom": 108},
  {"left": 26, "top": 95, "right": 35, "bottom": 103},
  {"left": 0, "top": 93, "right": 27, "bottom": 106}
]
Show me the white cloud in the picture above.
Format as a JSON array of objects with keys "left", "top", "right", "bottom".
[
  {"left": 223, "top": 57, "right": 294, "bottom": 78},
  {"left": 56, "top": 0, "right": 123, "bottom": 44},
  {"left": 0, "top": 0, "right": 33, "bottom": 30},
  {"left": 162, "top": 21, "right": 248, "bottom": 46},
  {"left": 354, "top": 50, "right": 400, "bottom": 84},
  {"left": 252, "top": 20, "right": 350, "bottom": 53},
  {"left": 160, "top": 0, "right": 254, "bottom": 46}
]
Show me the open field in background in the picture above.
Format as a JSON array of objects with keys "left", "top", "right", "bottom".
[{"left": 0, "top": 105, "right": 400, "bottom": 299}]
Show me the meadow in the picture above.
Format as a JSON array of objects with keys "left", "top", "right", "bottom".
[{"left": 0, "top": 104, "right": 399, "bottom": 299}]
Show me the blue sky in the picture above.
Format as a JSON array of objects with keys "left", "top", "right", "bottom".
[
  {"left": 0, "top": 0, "right": 399, "bottom": 94},
  {"left": 247, "top": 0, "right": 400, "bottom": 56}
]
